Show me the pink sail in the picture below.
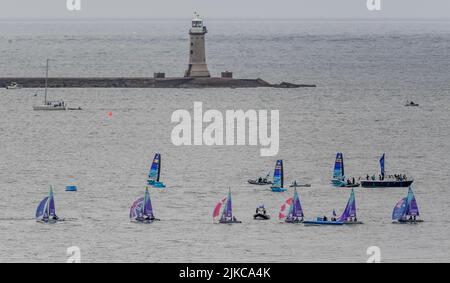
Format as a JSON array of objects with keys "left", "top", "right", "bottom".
[
  {"left": 213, "top": 197, "right": 227, "bottom": 220},
  {"left": 279, "top": 198, "right": 293, "bottom": 220}
]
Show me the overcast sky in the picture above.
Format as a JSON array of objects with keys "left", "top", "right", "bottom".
[{"left": 0, "top": 0, "right": 449, "bottom": 19}]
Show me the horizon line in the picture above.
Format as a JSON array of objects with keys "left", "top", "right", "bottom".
[{"left": 1, "top": 16, "right": 450, "bottom": 21}]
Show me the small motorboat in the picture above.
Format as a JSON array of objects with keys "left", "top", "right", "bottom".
[
  {"left": 6, "top": 82, "right": 22, "bottom": 89},
  {"left": 65, "top": 186, "right": 77, "bottom": 192},
  {"left": 343, "top": 182, "right": 361, "bottom": 188},
  {"left": 253, "top": 205, "right": 270, "bottom": 220},
  {"left": 248, "top": 176, "right": 272, "bottom": 186},
  {"left": 405, "top": 101, "right": 419, "bottom": 107}
]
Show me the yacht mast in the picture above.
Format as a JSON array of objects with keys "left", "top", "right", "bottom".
[{"left": 44, "top": 59, "right": 49, "bottom": 104}]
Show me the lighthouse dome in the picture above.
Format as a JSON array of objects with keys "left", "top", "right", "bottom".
[{"left": 190, "top": 13, "right": 207, "bottom": 34}]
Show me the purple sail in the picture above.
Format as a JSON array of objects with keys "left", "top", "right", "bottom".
[
  {"left": 222, "top": 190, "right": 233, "bottom": 219},
  {"left": 143, "top": 188, "right": 154, "bottom": 218},
  {"left": 339, "top": 189, "right": 356, "bottom": 222},
  {"left": 292, "top": 189, "right": 304, "bottom": 218},
  {"left": 36, "top": 197, "right": 49, "bottom": 219},
  {"left": 130, "top": 197, "right": 144, "bottom": 219}
]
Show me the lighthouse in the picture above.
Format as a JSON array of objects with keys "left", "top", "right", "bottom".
[{"left": 185, "top": 13, "right": 211, "bottom": 78}]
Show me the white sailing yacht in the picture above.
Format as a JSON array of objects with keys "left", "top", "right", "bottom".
[{"left": 33, "top": 59, "right": 67, "bottom": 111}]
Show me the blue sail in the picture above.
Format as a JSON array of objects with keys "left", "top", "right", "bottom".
[
  {"left": 36, "top": 197, "right": 49, "bottom": 219},
  {"left": 405, "top": 187, "right": 420, "bottom": 217},
  {"left": 333, "top": 153, "right": 345, "bottom": 180},
  {"left": 380, "top": 153, "right": 385, "bottom": 179},
  {"left": 48, "top": 188, "right": 56, "bottom": 216},
  {"left": 392, "top": 198, "right": 407, "bottom": 220},
  {"left": 148, "top": 153, "right": 161, "bottom": 182},
  {"left": 273, "top": 160, "right": 284, "bottom": 188}
]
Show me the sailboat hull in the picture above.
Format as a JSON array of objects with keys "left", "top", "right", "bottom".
[
  {"left": 36, "top": 218, "right": 62, "bottom": 224},
  {"left": 271, "top": 187, "right": 287, "bottom": 192},
  {"left": 253, "top": 214, "right": 270, "bottom": 220},
  {"left": 394, "top": 219, "right": 424, "bottom": 224},
  {"left": 150, "top": 181, "right": 166, "bottom": 188},
  {"left": 33, "top": 106, "right": 67, "bottom": 111},
  {"left": 343, "top": 221, "right": 364, "bottom": 225},
  {"left": 219, "top": 220, "right": 242, "bottom": 224},
  {"left": 131, "top": 218, "right": 160, "bottom": 224},
  {"left": 248, "top": 179, "right": 272, "bottom": 185},
  {"left": 361, "top": 180, "right": 413, "bottom": 188},
  {"left": 304, "top": 220, "right": 344, "bottom": 226},
  {"left": 285, "top": 219, "right": 304, "bottom": 224},
  {"left": 331, "top": 179, "right": 345, "bottom": 187}
]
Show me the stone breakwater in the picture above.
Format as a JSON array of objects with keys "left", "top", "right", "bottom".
[{"left": 0, "top": 77, "right": 316, "bottom": 89}]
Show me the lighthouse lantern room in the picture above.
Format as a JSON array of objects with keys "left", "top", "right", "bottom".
[{"left": 185, "top": 13, "right": 211, "bottom": 78}]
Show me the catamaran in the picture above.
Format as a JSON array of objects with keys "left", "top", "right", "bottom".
[
  {"left": 392, "top": 187, "right": 423, "bottom": 224},
  {"left": 331, "top": 153, "right": 346, "bottom": 186},
  {"left": 279, "top": 188, "right": 304, "bottom": 223},
  {"left": 33, "top": 59, "right": 67, "bottom": 111},
  {"left": 271, "top": 160, "right": 287, "bottom": 192},
  {"left": 147, "top": 153, "right": 166, "bottom": 188},
  {"left": 339, "top": 189, "right": 363, "bottom": 224},
  {"left": 130, "top": 187, "right": 160, "bottom": 223},
  {"left": 213, "top": 189, "right": 241, "bottom": 224},
  {"left": 36, "top": 187, "right": 62, "bottom": 224},
  {"left": 361, "top": 154, "right": 414, "bottom": 188},
  {"left": 331, "top": 153, "right": 360, "bottom": 188}
]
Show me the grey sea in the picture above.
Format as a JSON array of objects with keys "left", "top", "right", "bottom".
[{"left": 0, "top": 19, "right": 449, "bottom": 263}]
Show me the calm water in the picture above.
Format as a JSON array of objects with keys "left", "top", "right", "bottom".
[{"left": 0, "top": 19, "right": 449, "bottom": 263}]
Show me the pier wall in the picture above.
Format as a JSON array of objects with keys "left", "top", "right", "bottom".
[{"left": 0, "top": 77, "right": 316, "bottom": 89}]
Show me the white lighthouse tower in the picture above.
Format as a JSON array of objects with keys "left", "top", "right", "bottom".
[{"left": 185, "top": 13, "right": 211, "bottom": 78}]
